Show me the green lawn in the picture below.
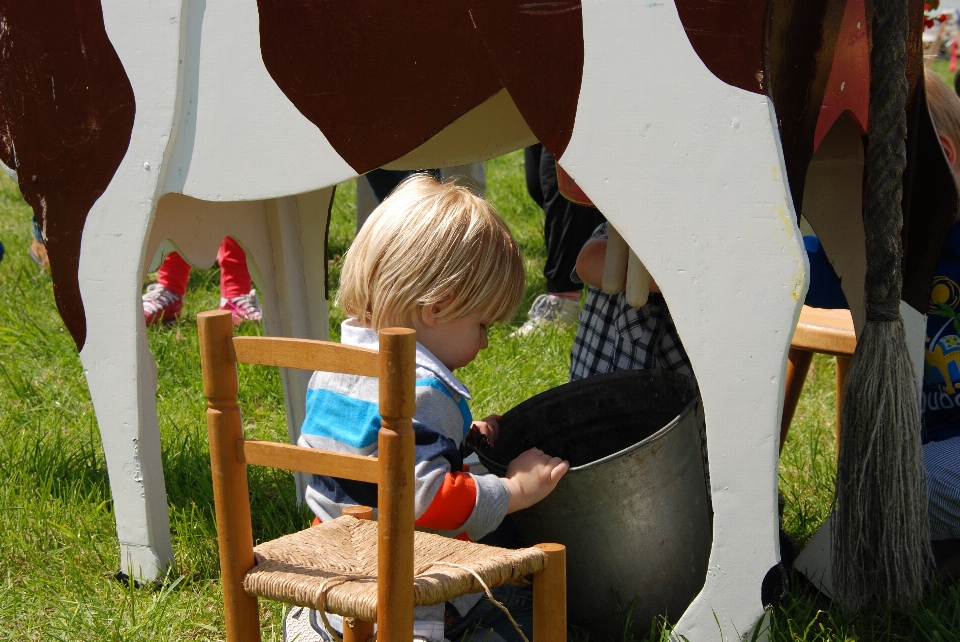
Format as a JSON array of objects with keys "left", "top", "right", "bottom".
[
  {"left": 0, "top": 153, "right": 958, "bottom": 640},
  {"left": 930, "top": 58, "right": 956, "bottom": 91}
]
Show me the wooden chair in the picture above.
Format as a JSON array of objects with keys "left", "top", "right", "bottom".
[
  {"left": 197, "top": 310, "right": 566, "bottom": 642},
  {"left": 779, "top": 305, "right": 856, "bottom": 456}
]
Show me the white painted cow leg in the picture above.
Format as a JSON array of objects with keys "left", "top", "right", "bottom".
[
  {"left": 75, "top": 0, "right": 186, "bottom": 580},
  {"left": 82, "top": 321, "right": 173, "bottom": 581},
  {"left": 80, "top": 286, "right": 173, "bottom": 580},
  {"left": 79, "top": 192, "right": 175, "bottom": 581},
  {"left": 561, "top": 2, "right": 806, "bottom": 635},
  {"left": 255, "top": 190, "right": 333, "bottom": 498},
  {"left": 261, "top": 190, "right": 333, "bottom": 346},
  {"left": 663, "top": 261, "right": 798, "bottom": 641},
  {"left": 561, "top": 175, "right": 802, "bottom": 640},
  {"left": 601, "top": 191, "right": 803, "bottom": 640}
]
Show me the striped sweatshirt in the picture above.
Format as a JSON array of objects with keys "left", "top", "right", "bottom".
[{"left": 299, "top": 319, "right": 510, "bottom": 541}]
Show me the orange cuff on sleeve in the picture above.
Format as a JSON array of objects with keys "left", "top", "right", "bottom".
[{"left": 415, "top": 472, "right": 477, "bottom": 531}]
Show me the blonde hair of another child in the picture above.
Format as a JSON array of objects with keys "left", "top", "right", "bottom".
[
  {"left": 925, "top": 68, "right": 960, "bottom": 171},
  {"left": 337, "top": 173, "right": 525, "bottom": 331}
]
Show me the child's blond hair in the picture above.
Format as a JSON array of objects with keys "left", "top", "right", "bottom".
[
  {"left": 337, "top": 174, "right": 525, "bottom": 331},
  {"left": 925, "top": 68, "right": 960, "bottom": 171}
]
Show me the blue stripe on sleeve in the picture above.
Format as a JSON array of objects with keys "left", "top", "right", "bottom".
[
  {"left": 415, "top": 378, "right": 473, "bottom": 435},
  {"left": 302, "top": 388, "right": 381, "bottom": 449}
]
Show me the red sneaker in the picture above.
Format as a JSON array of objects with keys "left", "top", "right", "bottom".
[
  {"left": 142, "top": 284, "right": 183, "bottom": 325},
  {"left": 219, "top": 289, "right": 262, "bottom": 325}
]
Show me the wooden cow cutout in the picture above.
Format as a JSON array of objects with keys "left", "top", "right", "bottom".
[{"left": 2, "top": 0, "right": 956, "bottom": 639}]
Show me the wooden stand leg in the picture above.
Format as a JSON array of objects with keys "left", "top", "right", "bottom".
[
  {"left": 780, "top": 348, "right": 813, "bottom": 454},
  {"left": 835, "top": 355, "right": 852, "bottom": 458},
  {"left": 533, "top": 543, "right": 566, "bottom": 641}
]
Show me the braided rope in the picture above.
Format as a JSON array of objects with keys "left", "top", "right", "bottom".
[
  {"left": 862, "top": 3, "right": 908, "bottom": 310},
  {"left": 831, "top": 0, "right": 932, "bottom": 610}
]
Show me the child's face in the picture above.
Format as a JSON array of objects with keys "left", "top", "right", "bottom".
[{"left": 415, "top": 312, "right": 492, "bottom": 371}]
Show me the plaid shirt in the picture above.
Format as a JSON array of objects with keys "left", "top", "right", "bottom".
[{"left": 570, "top": 224, "right": 694, "bottom": 381}]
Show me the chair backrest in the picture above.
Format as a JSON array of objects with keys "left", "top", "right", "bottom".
[{"left": 197, "top": 310, "right": 417, "bottom": 642}]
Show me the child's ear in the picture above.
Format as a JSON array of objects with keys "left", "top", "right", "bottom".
[
  {"left": 939, "top": 133, "right": 958, "bottom": 169},
  {"left": 420, "top": 303, "right": 442, "bottom": 329},
  {"left": 420, "top": 293, "right": 455, "bottom": 328}
]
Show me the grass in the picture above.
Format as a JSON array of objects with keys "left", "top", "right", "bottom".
[
  {"left": 0, "top": 152, "right": 956, "bottom": 640},
  {"left": 930, "top": 58, "right": 957, "bottom": 91}
]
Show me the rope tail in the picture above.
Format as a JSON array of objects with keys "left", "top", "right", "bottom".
[{"left": 831, "top": 0, "right": 933, "bottom": 610}]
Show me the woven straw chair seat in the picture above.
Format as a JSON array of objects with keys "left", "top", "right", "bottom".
[{"left": 244, "top": 515, "right": 548, "bottom": 622}]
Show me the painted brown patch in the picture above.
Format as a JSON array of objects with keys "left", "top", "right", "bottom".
[
  {"left": 675, "top": 0, "right": 767, "bottom": 95},
  {"left": 257, "top": 0, "right": 585, "bottom": 173},
  {"left": 765, "top": 0, "right": 846, "bottom": 214},
  {"left": 680, "top": 0, "right": 951, "bottom": 308},
  {"left": 762, "top": 0, "right": 954, "bottom": 310},
  {"left": 257, "top": 1, "right": 503, "bottom": 175},
  {"left": 0, "top": 0, "right": 135, "bottom": 349},
  {"left": 467, "top": 0, "right": 584, "bottom": 159},
  {"left": 676, "top": 0, "right": 853, "bottom": 215}
]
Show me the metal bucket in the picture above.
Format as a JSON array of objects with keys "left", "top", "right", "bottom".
[{"left": 472, "top": 370, "right": 711, "bottom": 639}]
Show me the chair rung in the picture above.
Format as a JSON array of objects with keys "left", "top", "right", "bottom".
[
  {"left": 239, "top": 439, "right": 379, "bottom": 484},
  {"left": 232, "top": 336, "right": 379, "bottom": 376}
]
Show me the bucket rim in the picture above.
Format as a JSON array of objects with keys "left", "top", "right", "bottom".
[
  {"left": 564, "top": 393, "right": 701, "bottom": 472},
  {"left": 473, "top": 392, "right": 702, "bottom": 475}
]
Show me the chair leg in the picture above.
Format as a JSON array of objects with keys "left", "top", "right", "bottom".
[
  {"left": 199, "top": 310, "right": 262, "bottom": 642},
  {"left": 835, "top": 355, "right": 852, "bottom": 458},
  {"left": 533, "top": 543, "right": 566, "bottom": 641},
  {"left": 341, "top": 506, "right": 375, "bottom": 642},
  {"left": 780, "top": 348, "right": 813, "bottom": 454},
  {"left": 343, "top": 618, "right": 375, "bottom": 642}
]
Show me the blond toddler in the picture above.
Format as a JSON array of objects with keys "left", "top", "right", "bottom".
[{"left": 286, "top": 174, "right": 568, "bottom": 642}]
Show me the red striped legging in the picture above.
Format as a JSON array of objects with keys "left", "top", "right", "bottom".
[{"left": 157, "top": 236, "right": 251, "bottom": 298}]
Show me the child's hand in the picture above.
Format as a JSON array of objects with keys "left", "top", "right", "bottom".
[
  {"left": 503, "top": 447, "right": 569, "bottom": 513},
  {"left": 470, "top": 415, "right": 501, "bottom": 449}
]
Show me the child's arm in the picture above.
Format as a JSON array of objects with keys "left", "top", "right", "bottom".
[
  {"left": 575, "top": 237, "right": 661, "bottom": 293},
  {"left": 503, "top": 448, "right": 569, "bottom": 513},
  {"left": 410, "top": 388, "right": 512, "bottom": 540},
  {"left": 468, "top": 417, "right": 570, "bottom": 512},
  {"left": 576, "top": 238, "right": 608, "bottom": 289},
  {"left": 300, "top": 373, "right": 511, "bottom": 538}
]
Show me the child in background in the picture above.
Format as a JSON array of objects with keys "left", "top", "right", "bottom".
[
  {"left": 142, "top": 236, "right": 262, "bottom": 326},
  {"left": 286, "top": 175, "right": 569, "bottom": 642},
  {"left": 515, "top": 145, "right": 606, "bottom": 335}
]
